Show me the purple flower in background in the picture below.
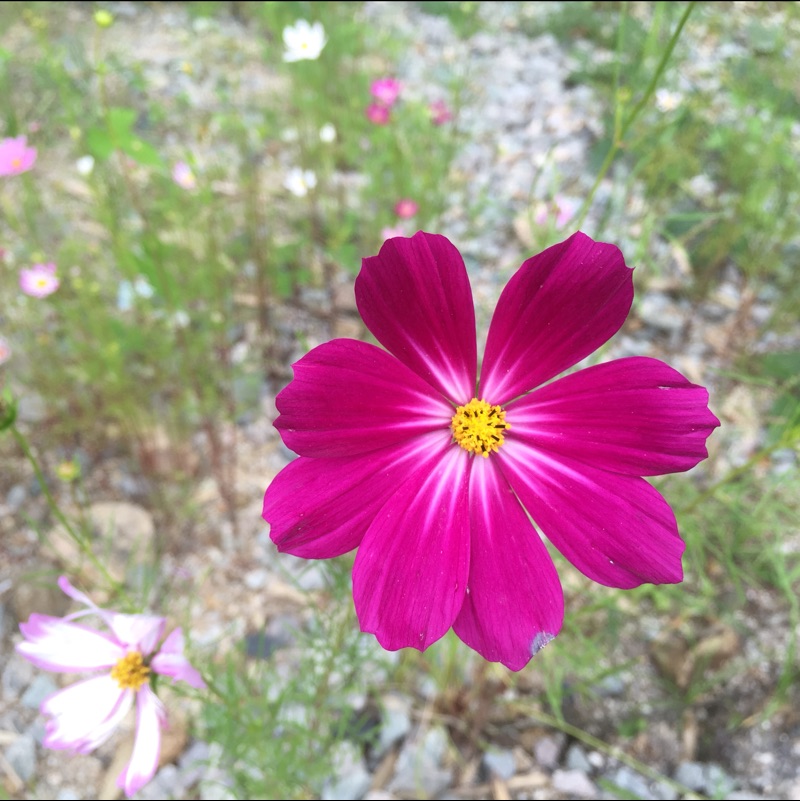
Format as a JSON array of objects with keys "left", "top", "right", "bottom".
[
  {"left": 16, "top": 577, "right": 205, "bottom": 797},
  {"left": 20, "top": 263, "right": 59, "bottom": 298},
  {"left": 0, "top": 135, "right": 37, "bottom": 175},
  {"left": 263, "top": 231, "right": 719, "bottom": 670}
]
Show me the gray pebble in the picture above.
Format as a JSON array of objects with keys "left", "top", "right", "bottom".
[
  {"left": 552, "top": 768, "right": 598, "bottom": 799},
  {"left": 483, "top": 748, "right": 516, "bottom": 780},
  {"left": 5, "top": 733, "right": 37, "bottom": 782},
  {"left": 565, "top": 743, "right": 594, "bottom": 774},
  {"left": 21, "top": 673, "right": 57, "bottom": 709}
]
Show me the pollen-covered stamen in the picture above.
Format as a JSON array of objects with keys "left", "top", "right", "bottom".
[
  {"left": 451, "top": 397, "right": 510, "bottom": 458},
  {"left": 110, "top": 651, "right": 150, "bottom": 691}
]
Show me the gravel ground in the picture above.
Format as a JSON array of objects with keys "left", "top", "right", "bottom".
[{"left": 2, "top": 2, "right": 799, "bottom": 799}]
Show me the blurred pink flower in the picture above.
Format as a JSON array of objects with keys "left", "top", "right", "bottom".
[
  {"left": 394, "top": 199, "right": 419, "bottom": 219},
  {"left": 171, "top": 161, "right": 196, "bottom": 190},
  {"left": 16, "top": 577, "right": 205, "bottom": 798},
  {"left": 20, "top": 263, "right": 59, "bottom": 298},
  {"left": 0, "top": 136, "right": 37, "bottom": 176},
  {"left": 366, "top": 103, "right": 391, "bottom": 126},
  {"left": 535, "top": 196, "right": 577, "bottom": 229},
  {"left": 370, "top": 77, "right": 402, "bottom": 107},
  {"left": 0, "top": 336, "right": 10, "bottom": 366},
  {"left": 429, "top": 99, "right": 453, "bottom": 126},
  {"left": 381, "top": 225, "right": 406, "bottom": 241}
]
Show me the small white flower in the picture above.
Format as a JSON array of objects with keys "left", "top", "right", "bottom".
[
  {"left": 133, "top": 277, "right": 155, "bottom": 298},
  {"left": 283, "top": 167, "right": 317, "bottom": 197},
  {"left": 319, "top": 123, "right": 337, "bottom": 143},
  {"left": 282, "top": 19, "right": 326, "bottom": 62},
  {"left": 76, "top": 155, "right": 95, "bottom": 176},
  {"left": 655, "top": 88, "right": 682, "bottom": 113}
]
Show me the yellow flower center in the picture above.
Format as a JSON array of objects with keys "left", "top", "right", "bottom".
[
  {"left": 11, "top": 157, "right": 21, "bottom": 168},
  {"left": 451, "top": 397, "right": 510, "bottom": 458},
  {"left": 110, "top": 651, "right": 150, "bottom": 691}
]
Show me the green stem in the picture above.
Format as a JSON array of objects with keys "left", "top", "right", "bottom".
[
  {"left": 520, "top": 707, "right": 709, "bottom": 801},
  {"left": 10, "top": 423, "right": 124, "bottom": 597},
  {"left": 574, "top": 1, "right": 696, "bottom": 230}
]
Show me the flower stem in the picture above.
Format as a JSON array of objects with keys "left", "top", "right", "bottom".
[
  {"left": 10, "top": 423, "right": 125, "bottom": 597},
  {"left": 574, "top": 1, "right": 697, "bottom": 230}
]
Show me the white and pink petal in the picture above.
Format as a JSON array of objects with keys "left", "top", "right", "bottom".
[
  {"left": 480, "top": 232, "right": 634, "bottom": 405},
  {"left": 507, "top": 357, "right": 720, "bottom": 476},
  {"left": 151, "top": 628, "right": 206, "bottom": 689},
  {"left": 353, "top": 444, "right": 471, "bottom": 652},
  {"left": 41, "top": 675, "right": 132, "bottom": 753},
  {"left": 117, "top": 685, "right": 166, "bottom": 797},
  {"left": 108, "top": 613, "right": 165, "bottom": 655},
  {"left": 17, "top": 615, "right": 124, "bottom": 672},
  {"left": 499, "top": 442, "right": 685, "bottom": 589},
  {"left": 356, "top": 231, "right": 477, "bottom": 401},
  {"left": 453, "top": 458, "right": 564, "bottom": 670}
]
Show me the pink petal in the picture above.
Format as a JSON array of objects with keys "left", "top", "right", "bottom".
[
  {"left": 118, "top": 686, "right": 165, "bottom": 797},
  {"left": 498, "top": 442, "right": 685, "bottom": 589},
  {"left": 108, "top": 614, "right": 165, "bottom": 655},
  {"left": 453, "top": 458, "right": 564, "bottom": 670},
  {"left": 480, "top": 232, "right": 633, "bottom": 405},
  {"left": 275, "top": 339, "right": 452, "bottom": 458},
  {"left": 356, "top": 231, "right": 477, "bottom": 401},
  {"left": 507, "top": 357, "right": 720, "bottom": 476},
  {"left": 151, "top": 628, "right": 206, "bottom": 689},
  {"left": 264, "top": 431, "right": 451, "bottom": 559},
  {"left": 17, "top": 615, "right": 124, "bottom": 672},
  {"left": 353, "top": 444, "right": 471, "bottom": 652},
  {"left": 41, "top": 675, "right": 132, "bottom": 753}
]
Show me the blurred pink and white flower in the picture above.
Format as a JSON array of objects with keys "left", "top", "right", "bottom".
[
  {"left": 429, "top": 99, "right": 453, "bottom": 126},
  {"left": 283, "top": 167, "right": 317, "bottom": 197},
  {"left": 394, "top": 199, "right": 419, "bottom": 219},
  {"left": 366, "top": 103, "right": 391, "bottom": 126},
  {"left": 282, "top": 19, "right": 326, "bottom": 62},
  {"left": 172, "top": 161, "right": 196, "bottom": 190},
  {"left": 0, "top": 336, "right": 10, "bottom": 366},
  {"left": 535, "top": 196, "right": 577, "bottom": 229},
  {"left": 0, "top": 135, "right": 37, "bottom": 176},
  {"left": 16, "top": 577, "right": 205, "bottom": 798},
  {"left": 370, "top": 77, "right": 402, "bottom": 108},
  {"left": 20, "top": 263, "right": 60, "bottom": 298},
  {"left": 381, "top": 225, "right": 406, "bottom": 241}
]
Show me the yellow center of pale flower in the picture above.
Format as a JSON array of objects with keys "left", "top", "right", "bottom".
[
  {"left": 110, "top": 651, "right": 150, "bottom": 691},
  {"left": 451, "top": 398, "right": 510, "bottom": 457}
]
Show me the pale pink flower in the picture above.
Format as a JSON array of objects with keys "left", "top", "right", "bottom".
[
  {"left": 394, "top": 199, "right": 419, "bottom": 219},
  {"left": 20, "top": 263, "right": 60, "bottom": 298},
  {"left": 429, "top": 99, "right": 453, "bottom": 126},
  {"left": 366, "top": 103, "right": 391, "bottom": 126},
  {"left": 0, "top": 135, "right": 37, "bottom": 176},
  {"left": 381, "top": 225, "right": 406, "bottom": 241},
  {"left": 370, "top": 77, "right": 402, "bottom": 107},
  {"left": 0, "top": 336, "right": 10, "bottom": 366},
  {"left": 172, "top": 161, "right": 196, "bottom": 190},
  {"left": 534, "top": 196, "right": 577, "bottom": 229},
  {"left": 16, "top": 577, "right": 205, "bottom": 798}
]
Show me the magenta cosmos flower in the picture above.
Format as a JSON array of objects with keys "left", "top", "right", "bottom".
[
  {"left": 370, "top": 77, "right": 402, "bottom": 107},
  {"left": 16, "top": 577, "right": 205, "bottom": 797},
  {"left": 0, "top": 135, "right": 37, "bottom": 175},
  {"left": 262, "top": 231, "right": 719, "bottom": 671},
  {"left": 366, "top": 102, "right": 391, "bottom": 126},
  {"left": 20, "top": 262, "right": 59, "bottom": 298}
]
